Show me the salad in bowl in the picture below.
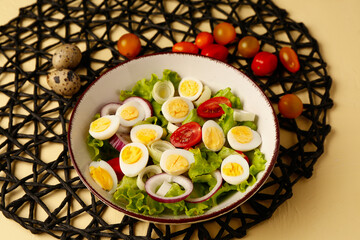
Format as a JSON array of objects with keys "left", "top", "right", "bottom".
[{"left": 68, "top": 53, "right": 279, "bottom": 224}]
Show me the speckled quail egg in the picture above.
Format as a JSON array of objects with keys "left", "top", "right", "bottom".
[
  {"left": 221, "top": 154, "right": 250, "bottom": 185},
  {"left": 47, "top": 69, "right": 81, "bottom": 96},
  {"left": 227, "top": 126, "right": 262, "bottom": 152},
  {"left": 52, "top": 44, "right": 82, "bottom": 69}
]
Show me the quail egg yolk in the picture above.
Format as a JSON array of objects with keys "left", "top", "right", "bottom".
[
  {"left": 180, "top": 80, "right": 199, "bottom": 97},
  {"left": 167, "top": 99, "right": 189, "bottom": 118},
  {"left": 165, "top": 154, "right": 189, "bottom": 174},
  {"left": 231, "top": 126, "right": 253, "bottom": 143},
  {"left": 121, "top": 146, "right": 143, "bottom": 164},
  {"left": 203, "top": 126, "right": 224, "bottom": 150},
  {"left": 89, "top": 166, "right": 113, "bottom": 191},
  {"left": 136, "top": 129, "right": 157, "bottom": 145},
  {"left": 90, "top": 117, "right": 111, "bottom": 132},
  {"left": 120, "top": 106, "right": 139, "bottom": 121},
  {"left": 223, "top": 162, "right": 243, "bottom": 176}
]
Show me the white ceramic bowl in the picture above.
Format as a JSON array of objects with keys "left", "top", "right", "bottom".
[{"left": 68, "top": 53, "right": 279, "bottom": 224}]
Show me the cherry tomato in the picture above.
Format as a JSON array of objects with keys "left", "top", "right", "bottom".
[
  {"left": 201, "top": 44, "right": 228, "bottom": 62},
  {"left": 237, "top": 36, "right": 260, "bottom": 58},
  {"left": 213, "top": 22, "right": 236, "bottom": 45},
  {"left": 170, "top": 122, "right": 202, "bottom": 148},
  {"left": 197, "top": 97, "right": 231, "bottom": 118},
  {"left": 279, "top": 47, "right": 300, "bottom": 73},
  {"left": 278, "top": 94, "right": 303, "bottom": 118},
  {"left": 195, "top": 32, "right": 214, "bottom": 49},
  {"left": 251, "top": 51, "right": 278, "bottom": 76},
  {"left": 117, "top": 33, "right": 141, "bottom": 59},
  {"left": 106, "top": 157, "right": 124, "bottom": 181},
  {"left": 172, "top": 41, "right": 199, "bottom": 54},
  {"left": 235, "top": 150, "right": 249, "bottom": 164}
]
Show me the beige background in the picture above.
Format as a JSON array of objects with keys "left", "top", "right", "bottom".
[{"left": 0, "top": 0, "right": 359, "bottom": 239}]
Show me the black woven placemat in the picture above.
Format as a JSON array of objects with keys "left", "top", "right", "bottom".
[{"left": 0, "top": 0, "right": 333, "bottom": 239}]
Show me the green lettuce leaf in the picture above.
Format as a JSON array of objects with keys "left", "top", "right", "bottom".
[
  {"left": 217, "top": 146, "right": 241, "bottom": 159},
  {"left": 240, "top": 120, "right": 257, "bottom": 130},
  {"left": 182, "top": 109, "right": 206, "bottom": 126},
  {"left": 119, "top": 73, "right": 159, "bottom": 101},
  {"left": 162, "top": 69, "right": 182, "bottom": 89},
  {"left": 217, "top": 103, "right": 236, "bottom": 135},
  {"left": 213, "top": 87, "right": 242, "bottom": 109},
  {"left": 163, "top": 183, "right": 186, "bottom": 215},
  {"left": 188, "top": 148, "right": 222, "bottom": 179},
  {"left": 151, "top": 100, "right": 168, "bottom": 127}
]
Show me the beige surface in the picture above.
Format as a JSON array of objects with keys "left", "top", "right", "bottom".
[{"left": 1, "top": 0, "right": 359, "bottom": 239}]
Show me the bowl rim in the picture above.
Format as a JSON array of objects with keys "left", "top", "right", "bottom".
[{"left": 67, "top": 52, "right": 280, "bottom": 224}]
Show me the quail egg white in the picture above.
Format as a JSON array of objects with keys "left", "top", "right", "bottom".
[
  {"left": 119, "top": 142, "right": 149, "bottom": 177},
  {"left": 227, "top": 126, "right": 262, "bottom": 152},
  {"left": 202, "top": 120, "right": 225, "bottom": 151},
  {"left": 178, "top": 77, "right": 203, "bottom": 101},
  {"left": 160, "top": 149, "right": 195, "bottom": 175},
  {"left": 161, "top": 97, "right": 194, "bottom": 123},
  {"left": 130, "top": 124, "right": 163, "bottom": 145},
  {"left": 88, "top": 115, "right": 120, "bottom": 140},
  {"left": 221, "top": 154, "right": 250, "bottom": 185},
  {"left": 89, "top": 160, "right": 118, "bottom": 193},
  {"left": 116, "top": 101, "right": 145, "bottom": 127}
]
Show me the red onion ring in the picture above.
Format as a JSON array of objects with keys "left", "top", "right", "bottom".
[
  {"left": 108, "top": 133, "right": 131, "bottom": 152},
  {"left": 123, "top": 96, "right": 153, "bottom": 119},
  {"left": 100, "top": 102, "right": 122, "bottom": 116},
  {"left": 185, "top": 170, "right": 222, "bottom": 203},
  {"left": 145, "top": 173, "right": 193, "bottom": 203}
]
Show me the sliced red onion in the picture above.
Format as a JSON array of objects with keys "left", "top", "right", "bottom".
[
  {"left": 108, "top": 133, "right": 131, "bottom": 151},
  {"left": 185, "top": 170, "right": 223, "bottom": 203},
  {"left": 145, "top": 173, "right": 193, "bottom": 203},
  {"left": 100, "top": 102, "right": 122, "bottom": 116},
  {"left": 123, "top": 96, "right": 153, "bottom": 119}
]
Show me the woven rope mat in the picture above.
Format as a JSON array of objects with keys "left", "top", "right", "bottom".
[{"left": 0, "top": 0, "right": 333, "bottom": 239}]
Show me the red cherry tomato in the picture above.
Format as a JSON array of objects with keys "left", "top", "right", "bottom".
[
  {"left": 237, "top": 36, "right": 260, "bottom": 58},
  {"left": 197, "top": 97, "right": 232, "bottom": 118},
  {"left": 201, "top": 44, "right": 228, "bottom": 62},
  {"left": 195, "top": 32, "right": 214, "bottom": 49},
  {"left": 106, "top": 157, "right": 124, "bottom": 181},
  {"left": 279, "top": 47, "right": 300, "bottom": 73},
  {"left": 117, "top": 33, "right": 141, "bottom": 59},
  {"left": 170, "top": 122, "right": 202, "bottom": 148},
  {"left": 213, "top": 22, "right": 236, "bottom": 45},
  {"left": 278, "top": 94, "right": 303, "bottom": 118},
  {"left": 172, "top": 42, "right": 199, "bottom": 54},
  {"left": 251, "top": 51, "right": 278, "bottom": 76},
  {"left": 235, "top": 150, "right": 249, "bottom": 164}
]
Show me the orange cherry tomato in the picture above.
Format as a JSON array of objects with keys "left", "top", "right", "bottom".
[
  {"left": 172, "top": 41, "right": 199, "bottom": 54},
  {"left": 237, "top": 36, "right": 260, "bottom": 58},
  {"left": 117, "top": 33, "right": 141, "bottom": 59},
  {"left": 279, "top": 47, "right": 300, "bottom": 73},
  {"left": 213, "top": 22, "right": 236, "bottom": 45},
  {"left": 278, "top": 94, "right": 303, "bottom": 118},
  {"left": 195, "top": 32, "right": 214, "bottom": 49}
]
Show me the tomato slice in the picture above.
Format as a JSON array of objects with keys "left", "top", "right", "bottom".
[
  {"left": 197, "top": 97, "right": 231, "bottom": 118},
  {"left": 106, "top": 157, "right": 124, "bottom": 181},
  {"left": 170, "top": 122, "right": 202, "bottom": 148}
]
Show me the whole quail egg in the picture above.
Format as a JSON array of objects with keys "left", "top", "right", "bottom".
[
  {"left": 52, "top": 44, "right": 82, "bottom": 69},
  {"left": 47, "top": 69, "right": 81, "bottom": 96}
]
